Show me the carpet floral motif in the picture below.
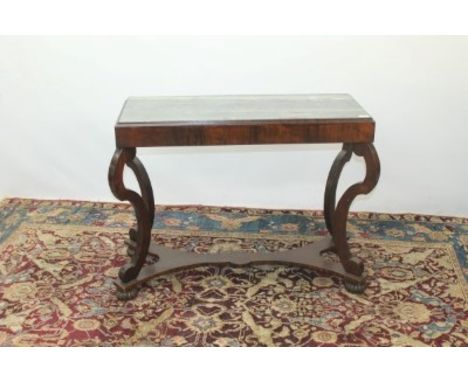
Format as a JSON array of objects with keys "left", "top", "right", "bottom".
[{"left": 0, "top": 198, "right": 466, "bottom": 346}]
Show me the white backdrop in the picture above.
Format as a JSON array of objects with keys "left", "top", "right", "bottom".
[{"left": 1, "top": 36, "right": 467, "bottom": 216}]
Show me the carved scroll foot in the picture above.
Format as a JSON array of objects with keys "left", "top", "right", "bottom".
[
  {"left": 116, "top": 287, "right": 139, "bottom": 301},
  {"left": 108, "top": 148, "right": 155, "bottom": 288},
  {"left": 343, "top": 279, "right": 367, "bottom": 294},
  {"left": 324, "top": 143, "right": 381, "bottom": 282}
]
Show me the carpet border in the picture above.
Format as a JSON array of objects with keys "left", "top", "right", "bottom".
[{"left": 1, "top": 197, "right": 467, "bottom": 223}]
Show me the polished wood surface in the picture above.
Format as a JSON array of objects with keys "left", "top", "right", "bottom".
[
  {"left": 115, "top": 94, "right": 375, "bottom": 147},
  {"left": 108, "top": 94, "right": 381, "bottom": 300}
]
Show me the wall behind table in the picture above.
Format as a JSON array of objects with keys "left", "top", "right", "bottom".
[{"left": 1, "top": 36, "right": 467, "bottom": 216}]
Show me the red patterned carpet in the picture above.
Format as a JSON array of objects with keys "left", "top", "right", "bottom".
[{"left": 0, "top": 198, "right": 467, "bottom": 346}]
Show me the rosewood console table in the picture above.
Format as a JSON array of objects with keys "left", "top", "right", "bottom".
[{"left": 108, "top": 94, "right": 380, "bottom": 300}]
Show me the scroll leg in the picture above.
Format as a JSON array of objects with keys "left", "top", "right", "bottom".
[
  {"left": 324, "top": 143, "right": 380, "bottom": 292},
  {"left": 108, "top": 148, "right": 155, "bottom": 299},
  {"left": 324, "top": 144, "right": 353, "bottom": 236}
]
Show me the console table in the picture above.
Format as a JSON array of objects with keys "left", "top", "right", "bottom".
[{"left": 108, "top": 94, "right": 380, "bottom": 300}]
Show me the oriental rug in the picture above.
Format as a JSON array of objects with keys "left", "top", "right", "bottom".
[{"left": 0, "top": 198, "right": 466, "bottom": 346}]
